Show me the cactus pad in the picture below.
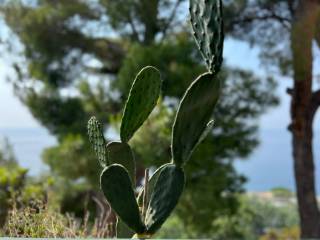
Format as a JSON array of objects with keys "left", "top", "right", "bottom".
[
  {"left": 88, "top": 116, "right": 108, "bottom": 167},
  {"left": 190, "top": 0, "right": 224, "bottom": 73},
  {"left": 172, "top": 73, "right": 220, "bottom": 167},
  {"left": 145, "top": 164, "right": 185, "bottom": 234},
  {"left": 106, "top": 141, "right": 136, "bottom": 186},
  {"left": 100, "top": 164, "right": 145, "bottom": 233},
  {"left": 120, "top": 66, "right": 162, "bottom": 143}
]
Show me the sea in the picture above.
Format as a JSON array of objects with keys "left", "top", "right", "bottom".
[{"left": 0, "top": 127, "right": 319, "bottom": 193}]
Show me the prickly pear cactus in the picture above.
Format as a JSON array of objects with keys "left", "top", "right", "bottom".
[
  {"left": 190, "top": 0, "right": 224, "bottom": 73},
  {"left": 88, "top": 116, "right": 108, "bottom": 167},
  {"left": 87, "top": 0, "right": 225, "bottom": 237},
  {"left": 172, "top": 73, "right": 220, "bottom": 167},
  {"left": 120, "top": 66, "right": 162, "bottom": 143},
  {"left": 100, "top": 164, "right": 145, "bottom": 234}
]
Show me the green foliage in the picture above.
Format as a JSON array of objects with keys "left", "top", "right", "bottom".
[
  {"left": 190, "top": 0, "right": 224, "bottom": 72},
  {"left": 172, "top": 72, "right": 220, "bottom": 167},
  {"left": 26, "top": 94, "right": 89, "bottom": 138},
  {"left": 100, "top": 164, "right": 145, "bottom": 234},
  {"left": 101, "top": 0, "right": 187, "bottom": 44},
  {"left": 271, "top": 187, "right": 294, "bottom": 199},
  {"left": 43, "top": 134, "right": 99, "bottom": 185},
  {"left": 0, "top": 139, "right": 27, "bottom": 227},
  {"left": 115, "top": 35, "right": 205, "bottom": 98},
  {"left": 120, "top": 66, "right": 162, "bottom": 142},
  {"left": 153, "top": 215, "right": 189, "bottom": 239},
  {"left": 154, "top": 194, "right": 299, "bottom": 239},
  {"left": 208, "top": 196, "right": 299, "bottom": 240},
  {"left": 145, "top": 164, "right": 185, "bottom": 234}
]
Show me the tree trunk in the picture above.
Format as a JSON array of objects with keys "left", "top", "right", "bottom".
[{"left": 290, "top": 0, "right": 320, "bottom": 237}]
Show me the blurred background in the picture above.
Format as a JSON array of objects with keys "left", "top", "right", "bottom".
[{"left": 0, "top": 0, "right": 319, "bottom": 239}]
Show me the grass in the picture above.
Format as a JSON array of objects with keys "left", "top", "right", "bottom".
[{"left": 1, "top": 199, "right": 115, "bottom": 238}]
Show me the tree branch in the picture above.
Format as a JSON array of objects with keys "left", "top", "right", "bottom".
[
  {"left": 127, "top": 13, "right": 141, "bottom": 42},
  {"left": 230, "top": 12, "right": 292, "bottom": 31},
  {"left": 160, "top": 0, "right": 183, "bottom": 41}
]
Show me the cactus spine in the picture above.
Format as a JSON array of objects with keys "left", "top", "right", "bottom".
[{"left": 87, "top": 0, "right": 224, "bottom": 237}]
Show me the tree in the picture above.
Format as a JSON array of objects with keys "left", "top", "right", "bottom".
[
  {"left": 1, "top": 0, "right": 278, "bottom": 233},
  {"left": 224, "top": 0, "right": 320, "bottom": 237}
]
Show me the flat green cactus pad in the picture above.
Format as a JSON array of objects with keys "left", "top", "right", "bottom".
[
  {"left": 172, "top": 73, "right": 220, "bottom": 167},
  {"left": 100, "top": 164, "right": 145, "bottom": 233},
  {"left": 88, "top": 116, "right": 108, "bottom": 167},
  {"left": 190, "top": 0, "right": 224, "bottom": 73},
  {"left": 120, "top": 66, "right": 162, "bottom": 143},
  {"left": 106, "top": 141, "right": 136, "bottom": 186},
  {"left": 145, "top": 164, "right": 185, "bottom": 234}
]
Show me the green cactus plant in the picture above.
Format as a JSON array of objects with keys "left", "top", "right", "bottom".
[{"left": 87, "top": 0, "right": 224, "bottom": 238}]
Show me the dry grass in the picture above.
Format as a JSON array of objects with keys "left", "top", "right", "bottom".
[{"left": 1, "top": 199, "right": 115, "bottom": 238}]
